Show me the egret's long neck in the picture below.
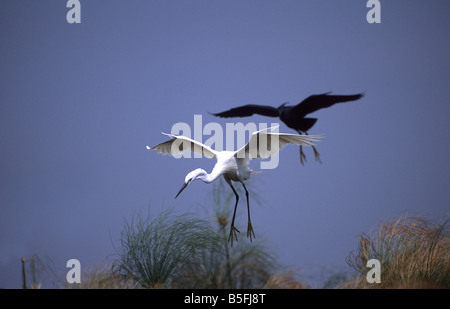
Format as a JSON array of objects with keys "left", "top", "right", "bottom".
[
  {"left": 202, "top": 168, "right": 222, "bottom": 183},
  {"left": 201, "top": 172, "right": 220, "bottom": 183}
]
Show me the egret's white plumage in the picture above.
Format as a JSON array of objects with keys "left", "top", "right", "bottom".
[
  {"left": 148, "top": 132, "right": 217, "bottom": 159},
  {"left": 148, "top": 126, "right": 322, "bottom": 245}
]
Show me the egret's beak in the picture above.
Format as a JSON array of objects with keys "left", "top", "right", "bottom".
[{"left": 175, "top": 181, "right": 190, "bottom": 199}]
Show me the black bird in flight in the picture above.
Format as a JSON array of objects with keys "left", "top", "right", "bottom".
[{"left": 212, "top": 92, "right": 364, "bottom": 164}]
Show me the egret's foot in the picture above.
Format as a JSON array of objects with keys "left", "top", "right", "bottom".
[
  {"left": 228, "top": 225, "right": 240, "bottom": 246},
  {"left": 313, "top": 146, "right": 322, "bottom": 164},
  {"left": 247, "top": 221, "right": 256, "bottom": 242},
  {"left": 300, "top": 148, "right": 307, "bottom": 165}
]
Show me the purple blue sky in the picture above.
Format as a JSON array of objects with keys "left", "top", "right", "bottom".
[{"left": 1, "top": 1, "right": 449, "bottom": 288}]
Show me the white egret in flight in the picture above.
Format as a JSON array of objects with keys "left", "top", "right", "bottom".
[{"left": 147, "top": 126, "right": 322, "bottom": 246}]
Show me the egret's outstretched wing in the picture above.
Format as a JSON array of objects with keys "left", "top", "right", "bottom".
[
  {"left": 293, "top": 92, "right": 364, "bottom": 116},
  {"left": 211, "top": 104, "right": 279, "bottom": 118},
  {"left": 234, "top": 127, "right": 322, "bottom": 160},
  {"left": 147, "top": 133, "right": 217, "bottom": 159}
]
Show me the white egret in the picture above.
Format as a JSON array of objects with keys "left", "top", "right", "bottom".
[{"left": 147, "top": 126, "right": 322, "bottom": 246}]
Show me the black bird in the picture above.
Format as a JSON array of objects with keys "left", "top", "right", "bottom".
[{"left": 212, "top": 92, "right": 364, "bottom": 164}]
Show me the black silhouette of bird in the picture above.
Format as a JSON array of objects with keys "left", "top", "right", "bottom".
[{"left": 211, "top": 92, "right": 364, "bottom": 164}]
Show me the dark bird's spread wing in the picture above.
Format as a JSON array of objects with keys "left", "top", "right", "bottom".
[
  {"left": 293, "top": 92, "right": 364, "bottom": 116},
  {"left": 212, "top": 104, "right": 279, "bottom": 118}
]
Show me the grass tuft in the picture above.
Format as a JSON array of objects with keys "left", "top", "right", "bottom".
[
  {"left": 114, "top": 209, "right": 217, "bottom": 288},
  {"left": 346, "top": 215, "right": 450, "bottom": 288}
]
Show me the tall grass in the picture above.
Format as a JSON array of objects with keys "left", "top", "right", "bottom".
[
  {"left": 171, "top": 209, "right": 278, "bottom": 289},
  {"left": 66, "top": 261, "right": 136, "bottom": 289},
  {"left": 169, "top": 179, "right": 278, "bottom": 288},
  {"left": 346, "top": 216, "right": 450, "bottom": 288},
  {"left": 114, "top": 180, "right": 280, "bottom": 288},
  {"left": 115, "top": 209, "right": 217, "bottom": 288},
  {"left": 20, "top": 254, "right": 58, "bottom": 289}
]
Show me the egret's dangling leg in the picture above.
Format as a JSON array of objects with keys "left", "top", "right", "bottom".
[
  {"left": 240, "top": 182, "right": 255, "bottom": 241},
  {"left": 225, "top": 178, "right": 240, "bottom": 246},
  {"left": 305, "top": 131, "right": 321, "bottom": 163},
  {"left": 312, "top": 146, "right": 321, "bottom": 163},
  {"left": 296, "top": 130, "right": 307, "bottom": 165}
]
